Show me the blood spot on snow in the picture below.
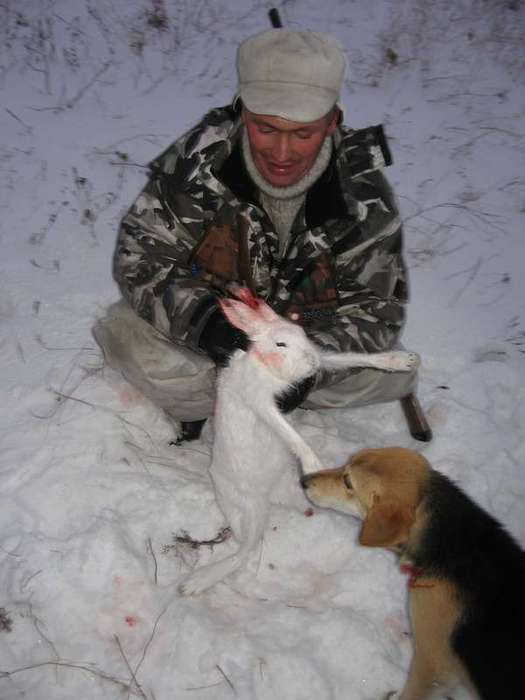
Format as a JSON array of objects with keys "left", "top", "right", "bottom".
[
  {"left": 304, "top": 508, "right": 314, "bottom": 517},
  {"left": 125, "top": 616, "right": 138, "bottom": 627}
]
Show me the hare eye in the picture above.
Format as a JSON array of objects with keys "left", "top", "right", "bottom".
[
  {"left": 276, "top": 342, "right": 287, "bottom": 348},
  {"left": 343, "top": 473, "right": 353, "bottom": 490}
]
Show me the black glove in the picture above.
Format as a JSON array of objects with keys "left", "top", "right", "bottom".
[
  {"left": 275, "top": 374, "right": 316, "bottom": 414},
  {"left": 199, "top": 308, "right": 249, "bottom": 367}
]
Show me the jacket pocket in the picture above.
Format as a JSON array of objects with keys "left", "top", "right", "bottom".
[{"left": 284, "top": 252, "right": 339, "bottom": 326}]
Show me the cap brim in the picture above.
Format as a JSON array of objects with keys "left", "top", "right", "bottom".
[{"left": 240, "top": 83, "right": 337, "bottom": 123}]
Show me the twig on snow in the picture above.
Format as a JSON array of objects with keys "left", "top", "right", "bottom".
[
  {"left": 446, "top": 255, "right": 493, "bottom": 307},
  {"left": 114, "top": 635, "right": 147, "bottom": 700},
  {"left": 50, "top": 390, "right": 98, "bottom": 410},
  {"left": 115, "top": 607, "right": 168, "bottom": 700},
  {"left": 215, "top": 665, "right": 236, "bottom": 695},
  {"left": 146, "top": 537, "right": 158, "bottom": 585},
  {"left": 5, "top": 108, "right": 33, "bottom": 134},
  {"left": 163, "top": 527, "right": 232, "bottom": 553},
  {"left": 108, "top": 160, "right": 149, "bottom": 169},
  {"left": 29, "top": 61, "right": 113, "bottom": 112},
  {"left": 20, "top": 570, "right": 42, "bottom": 591},
  {"left": 0, "top": 660, "right": 141, "bottom": 695},
  {"left": 26, "top": 603, "right": 60, "bottom": 677},
  {"left": 185, "top": 680, "right": 224, "bottom": 692},
  {"left": 132, "top": 608, "right": 167, "bottom": 682},
  {"left": 46, "top": 389, "right": 154, "bottom": 444}
]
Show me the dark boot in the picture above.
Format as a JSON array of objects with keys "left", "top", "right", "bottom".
[
  {"left": 170, "top": 419, "right": 207, "bottom": 446},
  {"left": 400, "top": 393, "right": 432, "bottom": 442}
]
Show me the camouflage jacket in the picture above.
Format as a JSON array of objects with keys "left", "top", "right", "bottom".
[{"left": 114, "top": 105, "right": 408, "bottom": 363}]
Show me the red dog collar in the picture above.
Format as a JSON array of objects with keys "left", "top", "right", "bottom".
[{"left": 400, "top": 563, "right": 435, "bottom": 589}]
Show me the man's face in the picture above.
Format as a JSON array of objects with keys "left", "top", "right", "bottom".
[{"left": 242, "top": 108, "right": 338, "bottom": 188}]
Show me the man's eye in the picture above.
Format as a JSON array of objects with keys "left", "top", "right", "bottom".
[{"left": 276, "top": 342, "right": 287, "bottom": 347}]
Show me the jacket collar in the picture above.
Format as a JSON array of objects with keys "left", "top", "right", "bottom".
[{"left": 217, "top": 138, "right": 350, "bottom": 228}]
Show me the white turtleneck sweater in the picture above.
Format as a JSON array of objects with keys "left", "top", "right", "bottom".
[{"left": 241, "top": 129, "right": 333, "bottom": 256}]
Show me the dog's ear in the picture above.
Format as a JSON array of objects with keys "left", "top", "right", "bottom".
[{"left": 359, "top": 494, "right": 415, "bottom": 547}]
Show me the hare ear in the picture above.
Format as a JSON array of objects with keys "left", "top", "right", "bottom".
[
  {"left": 230, "top": 286, "right": 259, "bottom": 308},
  {"left": 254, "top": 297, "right": 280, "bottom": 322},
  {"left": 230, "top": 287, "right": 279, "bottom": 323},
  {"left": 359, "top": 494, "right": 415, "bottom": 547},
  {"left": 218, "top": 298, "right": 261, "bottom": 335}
]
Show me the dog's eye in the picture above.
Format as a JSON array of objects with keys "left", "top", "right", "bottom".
[
  {"left": 276, "top": 342, "right": 287, "bottom": 348},
  {"left": 343, "top": 473, "right": 353, "bottom": 490}
]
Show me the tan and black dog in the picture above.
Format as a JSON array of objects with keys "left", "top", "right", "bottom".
[{"left": 301, "top": 447, "right": 525, "bottom": 700}]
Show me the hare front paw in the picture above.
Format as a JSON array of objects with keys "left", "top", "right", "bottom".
[
  {"left": 382, "top": 351, "right": 420, "bottom": 373},
  {"left": 300, "top": 451, "right": 324, "bottom": 475}
]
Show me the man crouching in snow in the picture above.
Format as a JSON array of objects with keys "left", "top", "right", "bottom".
[{"left": 93, "top": 28, "right": 430, "bottom": 444}]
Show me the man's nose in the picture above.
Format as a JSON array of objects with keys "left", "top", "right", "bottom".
[{"left": 272, "top": 134, "right": 292, "bottom": 162}]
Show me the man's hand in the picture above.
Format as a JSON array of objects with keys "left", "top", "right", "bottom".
[
  {"left": 199, "top": 308, "right": 249, "bottom": 366},
  {"left": 275, "top": 374, "right": 315, "bottom": 414}
]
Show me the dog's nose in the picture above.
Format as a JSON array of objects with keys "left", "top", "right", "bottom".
[{"left": 300, "top": 474, "right": 310, "bottom": 489}]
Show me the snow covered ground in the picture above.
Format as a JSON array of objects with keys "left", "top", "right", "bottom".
[{"left": 1, "top": 1, "right": 524, "bottom": 698}]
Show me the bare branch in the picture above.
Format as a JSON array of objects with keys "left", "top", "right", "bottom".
[
  {"left": 4, "top": 108, "right": 33, "bottom": 134},
  {"left": 133, "top": 608, "right": 168, "bottom": 680},
  {"left": 215, "top": 665, "right": 236, "bottom": 695},
  {"left": 147, "top": 537, "right": 158, "bottom": 585},
  {"left": 114, "top": 635, "right": 147, "bottom": 700},
  {"left": 0, "top": 660, "right": 141, "bottom": 695}
]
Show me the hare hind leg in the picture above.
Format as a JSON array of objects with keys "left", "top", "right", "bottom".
[
  {"left": 177, "top": 550, "right": 245, "bottom": 596},
  {"left": 178, "top": 501, "right": 268, "bottom": 596}
]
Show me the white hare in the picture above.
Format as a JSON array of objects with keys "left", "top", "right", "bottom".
[{"left": 178, "top": 288, "right": 419, "bottom": 595}]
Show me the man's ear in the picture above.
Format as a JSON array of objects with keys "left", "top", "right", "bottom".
[
  {"left": 326, "top": 106, "right": 341, "bottom": 135},
  {"left": 358, "top": 494, "right": 415, "bottom": 547}
]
